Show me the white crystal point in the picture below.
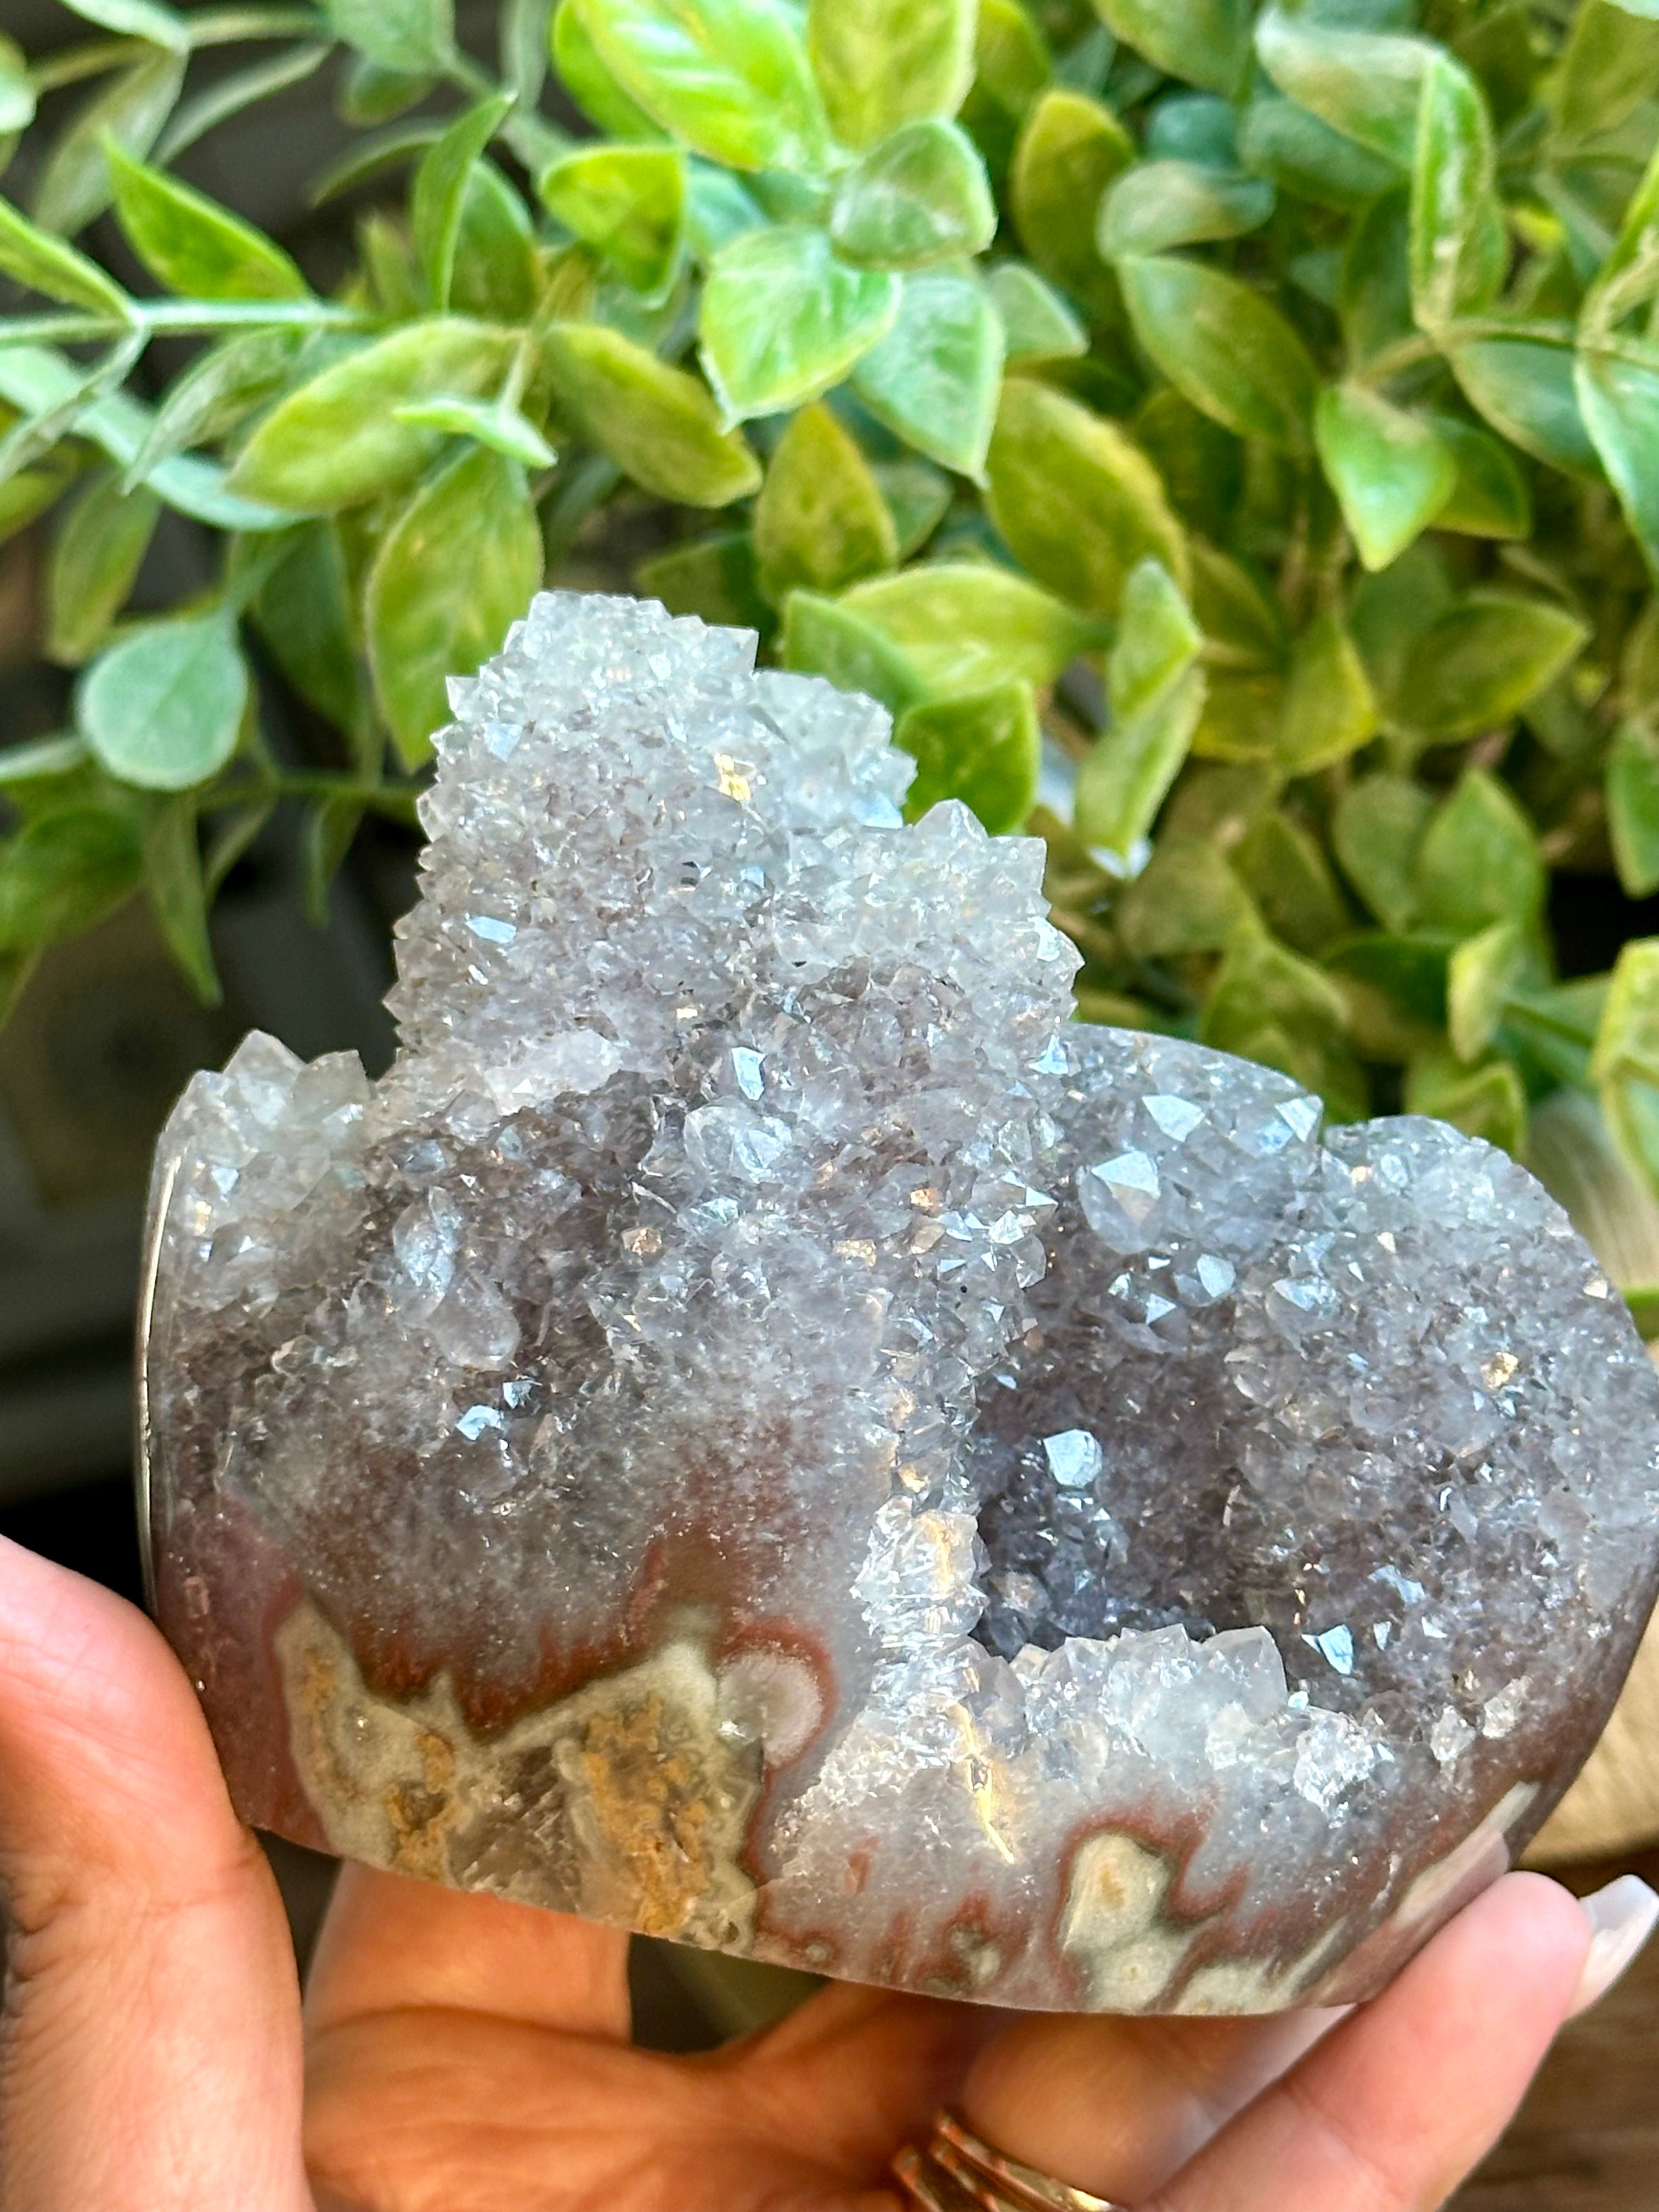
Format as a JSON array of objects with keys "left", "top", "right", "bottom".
[{"left": 143, "top": 594, "right": 1659, "bottom": 2016}]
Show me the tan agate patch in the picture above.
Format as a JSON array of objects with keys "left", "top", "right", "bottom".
[{"left": 276, "top": 1601, "right": 761, "bottom": 1949}]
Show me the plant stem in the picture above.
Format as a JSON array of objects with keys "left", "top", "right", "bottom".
[
  {"left": 1356, "top": 316, "right": 1581, "bottom": 386},
  {"left": 202, "top": 771, "right": 422, "bottom": 824},
  {"left": 0, "top": 299, "right": 381, "bottom": 348},
  {"left": 187, "top": 7, "right": 330, "bottom": 46},
  {"left": 27, "top": 38, "right": 138, "bottom": 92}
]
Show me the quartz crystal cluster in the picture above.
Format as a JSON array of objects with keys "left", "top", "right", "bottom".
[{"left": 143, "top": 593, "right": 1659, "bottom": 2013}]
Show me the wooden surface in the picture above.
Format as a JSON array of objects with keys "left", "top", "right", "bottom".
[{"left": 1455, "top": 1850, "right": 1659, "bottom": 2211}]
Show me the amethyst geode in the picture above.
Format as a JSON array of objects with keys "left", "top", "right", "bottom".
[{"left": 142, "top": 593, "right": 1659, "bottom": 2013}]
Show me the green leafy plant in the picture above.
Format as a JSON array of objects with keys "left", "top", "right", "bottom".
[{"left": 9, "top": 0, "right": 1659, "bottom": 1309}]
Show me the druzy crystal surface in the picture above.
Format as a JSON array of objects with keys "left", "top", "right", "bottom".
[{"left": 143, "top": 593, "right": 1659, "bottom": 2013}]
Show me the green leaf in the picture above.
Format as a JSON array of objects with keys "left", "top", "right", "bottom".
[
  {"left": 0, "top": 336, "right": 142, "bottom": 504},
  {"left": 1339, "top": 189, "right": 1413, "bottom": 363},
  {"left": 539, "top": 144, "right": 686, "bottom": 297},
  {"left": 0, "top": 193, "right": 131, "bottom": 316},
  {"left": 228, "top": 321, "right": 517, "bottom": 511},
  {"left": 1189, "top": 541, "right": 1284, "bottom": 672},
  {"left": 1526, "top": 1090, "right": 1659, "bottom": 1313},
  {"left": 412, "top": 94, "right": 514, "bottom": 310},
  {"left": 0, "top": 36, "right": 37, "bottom": 137},
  {"left": 1277, "top": 610, "right": 1379, "bottom": 774},
  {"left": 551, "top": 0, "right": 666, "bottom": 138},
  {"left": 1577, "top": 347, "right": 1659, "bottom": 585},
  {"left": 1011, "top": 89, "right": 1133, "bottom": 324},
  {"left": 985, "top": 262, "right": 1086, "bottom": 365},
  {"left": 781, "top": 590, "right": 928, "bottom": 716},
  {"left": 300, "top": 795, "right": 364, "bottom": 930},
  {"left": 1237, "top": 93, "right": 1401, "bottom": 211},
  {"left": 895, "top": 680, "right": 1040, "bottom": 833},
  {"left": 0, "top": 808, "right": 143, "bottom": 953},
  {"left": 1234, "top": 811, "right": 1349, "bottom": 955},
  {"left": 141, "top": 795, "right": 220, "bottom": 1003},
  {"left": 107, "top": 144, "right": 308, "bottom": 302},
  {"left": 1406, "top": 1048, "right": 1526, "bottom": 1155},
  {"left": 1135, "top": 390, "right": 1244, "bottom": 541},
  {"left": 1449, "top": 335, "right": 1600, "bottom": 477},
  {"left": 0, "top": 345, "right": 288, "bottom": 534},
  {"left": 253, "top": 521, "right": 365, "bottom": 735},
  {"left": 1409, "top": 51, "right": 1502, "bottom": 332},
  {"left": 325, "top": 0, "right": 454, "bottom": 74},
  {"left": 129, "top": 328, "right": 300, "bottom": 486},
  {"left": 45, "top": 467, "right": 161, "bottom": 667},
  {"left": 339, "top": 55, "right": 436, "bottom": 125},
  {"left": 1553, "top": 0, "right": 1659, "bottom": 147},
  {"left": 33, "top": 52, "right": 186, "bottom": 238},
  {"left": 1447, "top": 916, "right": 1525, "bottom": 1062},
  {"left": 504, "top": 0, "right": 554, "bottom": 102},
  {"left": 1146, "top": 91, "right": 1239, "bottom": 167},
  {"left": 1238, "top": 809, "right": 1353, "bottom": 955},
  {"left": 849, "top": 265, "right": 1003, "bottom": 481},
  {"left": 874, "top": 457, "right": 951, "bottom": 555},
  {"left": 830, "top": 120, "right": 995, "bottom": 271},
  {"left": 1074, "top": 558, "right": 1205, "bottom": 855},
  {"left": 1325, "top": 933, "right": 1451, "bottom": 1059},
  {"left": 1403, "top": 593, "right": 1590, "bottom": 745},
  {"left": 544, "top": 321, "right": 760, "bottom": 505},
  {"left": 1098, "top": 160, "right": 1274, "bottom": 259},
  {"left": 637, "top": 530, "right": 770, "bottom": 629},
  {"left": 1414, "top": 768, "right": 1544, "bottom": 935},
  {"left": 844, "top": 561, "right": 1104, "bottom": 694},
  {"left": 1594, "top": 944, "right": 1659, "bottom": 1192},
  {"left": 807, "top": 0, "right": 977, "bottom": 150},
  {"left": 1254, "top": 7, "right": 1427, "bottom": 167},
  {"left": 960, "top": 0, "right": 1050, "bottom": 183},
  {"left": 753, "top": 402, "right": 896, "bottom": 604},
  {"left": 61, "top": 0, "right": 188, "bottom": 48},
  {"left": 1423, "top": 412, "right": 1531, "bottom": 540},
  {"left": 0, "top": 735, "right": 91, "bottom": 788},
  {"left": 1333, "top": 772, "right": 1432, "bottom": 930},
  {"left": 1096, "top": 0, "right": 1254, "bottom": 97},
  {"left": 1350, "top": 541, "right": 1455, "bottom": 711},
  {"left": 1118, "top": 831, "right": 1251, "bottom": 958},
  {"left": 449, "top": 164, "right": 540, "bottom": 322},
  {"left": 1118, "top": 256, "right": 1319, "bottom": 452},
  {"left": 1582, "top": 139, "right": 1659, "bottom": 340},
  {"left": 368, "top": 445, "right": 545, "bottom": 767},
  {"left": 1610, "top": 720, "right": 1659, "bottom": 899},
  {"left": 1315, "top": 383, "right": 1455, "bottom": 572},
  {"left": 392, "top": 394, "right": 557, "bottom": 469},
  {"left": 573, "top": 0, "right": 830, "bottom": 173},
  {"left": 1201, "top": 917, "right": 1363, "bottom": 1120},
  {"left": 685, "top": 160, "right": 765, "bottom": 255},
  {"left": 701, "top": 227, "right": 899, "bottom": 422},
  {"left": 78, "top": 612, "right": 249, "bottom": 791},
  {"left": 985, "top": 376, "right": 1188, "bottom": 619}
]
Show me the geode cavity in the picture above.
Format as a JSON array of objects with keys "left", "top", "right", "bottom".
[{"left": 142, "top": 593, "right": 1659, "bottom": 2013}]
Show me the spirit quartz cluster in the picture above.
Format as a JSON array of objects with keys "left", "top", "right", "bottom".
[{"left": 143, "top": 594, "right": 1659, "bottom": 2013}]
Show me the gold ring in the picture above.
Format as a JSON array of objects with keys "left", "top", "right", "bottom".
[{"left": 893, "top": 2111, "right": 1128, "bottom": 2212}]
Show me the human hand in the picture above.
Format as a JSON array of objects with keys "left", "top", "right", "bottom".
[{"left": 1, "top": 1534, "right": 1651, "bottom": 2212}]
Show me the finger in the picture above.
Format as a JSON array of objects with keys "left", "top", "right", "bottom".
[
  {"left": 961, "top": 1997, "right": 1341, "bottom": 2203},
  {"left": 1147, "top": 1871, "right": 1590, "bottom": 2212},
  {"left": 738, "top": 1982, "right": 1001, "bottom": 2168},
  {"left": 306, "top": 1861, "right": 632, "bottom": 2040},
  {"left": 0, "top": 1536, "right": 310, "bottom": 2212},
  {"left": 307, "top": 1986, "right": 990, "bottom": 2212}
]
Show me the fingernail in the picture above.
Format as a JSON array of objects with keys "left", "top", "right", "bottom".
[{"left": 1572, "top": 1876, "right": 1659, "bottom": 2016}]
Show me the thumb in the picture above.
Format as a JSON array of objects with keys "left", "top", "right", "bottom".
[{"left": 0, "top": 1535, "right": 311, "bottom": 2212}]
